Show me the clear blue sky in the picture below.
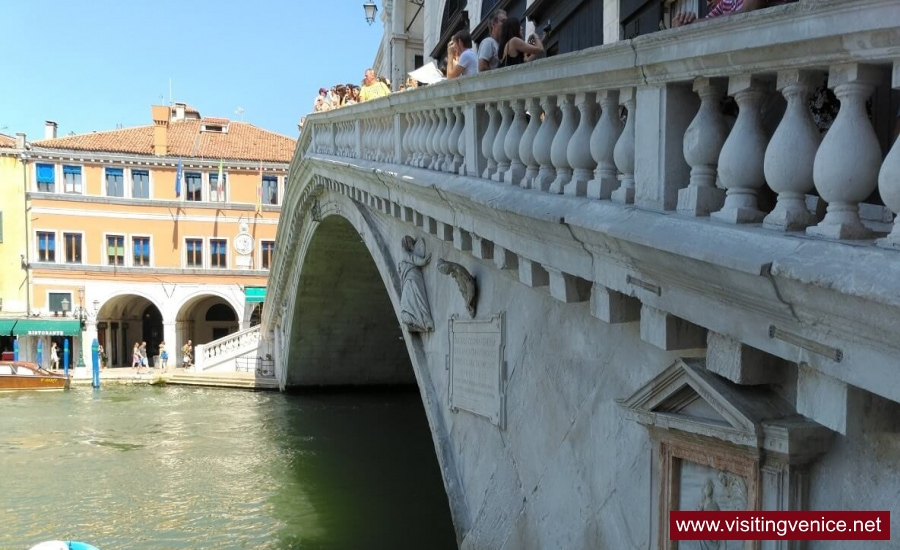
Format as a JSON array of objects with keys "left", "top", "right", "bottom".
[{"left": 0, "top": 0, "right": 383, "bottom": 140}]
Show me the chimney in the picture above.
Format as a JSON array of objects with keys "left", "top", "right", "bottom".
[
  {"left": 173, "top": 102, "right": 186, "bottom": 121},
  {"left": 44, "top": 121, "right": 58, "bottom": 140},
  {"left": 151, "top": 105, "right": 169, "bottom": 156},
  {"left": 15, "top": 133, "right": 26, "bottom": 149}
]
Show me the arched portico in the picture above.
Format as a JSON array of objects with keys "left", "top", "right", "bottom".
[{"left": 95, "top": 293, "right": 164, "bottom": 367}]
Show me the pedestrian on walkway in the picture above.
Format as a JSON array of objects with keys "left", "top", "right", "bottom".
[
  {"left": 182, "top": 340, "right": 193, "bottom": 369},
  {"left": 50, "top": 342, "right": 60, "bottom": 371},
  {"left": 132, "top": 342, "right": 141, "bottom": 369},
  {"left": 140, "top": 341, "right": 149, "bottom": 372},
  {"left": 159, "top": 342, "right": 168, "bottom": 371}
]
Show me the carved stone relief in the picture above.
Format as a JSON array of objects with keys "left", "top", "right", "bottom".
[
  {"left": 398, "top": 236, "right": 434, "bottom": 332},
  {"left": 437, "top": 259, "right": 477, "bottom": 318}
]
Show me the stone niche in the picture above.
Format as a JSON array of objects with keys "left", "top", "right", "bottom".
[{"left": 620, "top": 358, "right": 834, "bottom": 550}]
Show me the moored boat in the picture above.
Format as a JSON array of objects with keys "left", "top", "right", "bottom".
[
  {"left": 0, "top": 361, "right": 69, "bottom": 392},
  {"left": 30, "top": 542, "right": 100, "bottom": 550}
]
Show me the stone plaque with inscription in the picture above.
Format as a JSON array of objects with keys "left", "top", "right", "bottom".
[{"left": 449, "top": 314, "right": 505, "bottom": 427}]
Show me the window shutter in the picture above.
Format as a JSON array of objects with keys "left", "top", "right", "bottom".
[{"left": 37, "top": 164, "right": 55, "bottom": 183}]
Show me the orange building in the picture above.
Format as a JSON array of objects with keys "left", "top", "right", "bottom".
[{"left": 0, "top": 104, "right": 294, "bottom": 371}]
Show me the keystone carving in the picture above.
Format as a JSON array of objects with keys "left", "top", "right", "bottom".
[{"left": 438, "top": 259, "right": 477, "bottom": 318}]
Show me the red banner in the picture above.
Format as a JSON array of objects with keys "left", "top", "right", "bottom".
[{"left": 670, "top": 511, "right": 890, "bottom": 541}]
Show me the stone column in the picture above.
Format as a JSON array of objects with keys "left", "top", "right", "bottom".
[{"left": 878, "top": 59, "right": 900, "bottom": 248}]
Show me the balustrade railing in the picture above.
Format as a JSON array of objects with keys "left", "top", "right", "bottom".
[{"left": 302, "top": 0, "right": 900, "bottom": 245}]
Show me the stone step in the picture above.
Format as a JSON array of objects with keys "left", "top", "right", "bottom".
[{"left": 166, "top": 374, "right": 279, "bottom": 390}]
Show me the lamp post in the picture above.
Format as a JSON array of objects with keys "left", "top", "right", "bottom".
[
  {"left": 363, "top": 1, "right": 378, "bottom": 25},
  {"left": 76, "top": 287, "right": 86, "bottom": 369}
]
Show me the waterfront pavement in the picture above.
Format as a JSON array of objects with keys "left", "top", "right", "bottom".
[{"left": 56, "top": 366, "right": 279, "bottom": 390}]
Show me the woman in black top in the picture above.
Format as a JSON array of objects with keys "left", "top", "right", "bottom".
[{"left": 498, "top": 17, "right": 545, "bottom": 68}]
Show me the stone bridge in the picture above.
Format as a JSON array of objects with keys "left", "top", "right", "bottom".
[{"left": 263, "top": 2, "right": 900, "bottom": 547}]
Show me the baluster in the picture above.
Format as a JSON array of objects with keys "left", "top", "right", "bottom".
[
  {"left": 808, "top": 64, "right": 882, "bottom": 239},
  {"left": 402, "top": 113, "right": 413, "bottom": 164},
  {"left": 505, "top": 99, "right": 528, "bottom": 185},
  {"left": 448, "top": 106, "right": 464, "bottom": 174},
  {"left": 519, "top": 97, "right": 542, "bottom": 189},
  {"left": 878, "top": 62, "right": 900, "bottom": 249},
  {"left": 566, "top": 92, "right": 598, "bottom": 196},
  {"left": 549, "top": 94, "right": 578, "bottom": 194},
  {"left": 711, "top": 76, "right": 771, "bottom": 223},
  {"left": 384, "top": 118, "right": 394, "bottom": 163},
  {"left": 411, "top": 112, "right": 424, "bottom": 166},
  {"left": 534, "top": 96, "right": 559, "bottom": 192},
  {"left": 437, "top": 108, "right": 452, "bottom": 172},
  {"left": 457, "top": 107, "right": 467, "bottom": 176},
  {"left": 763, "top": 71, "right": 821, "bottom": 231},
  {"left": 611, "top": 88, "right": 636, "bottom": 204},
  {"left": 492, "top": 101, "right": 514, "bottom": 182},
  {"left": 431, "top": 109, "right": 447, "bottom": 170},
  {"left": 587, "top": 90, "right": 621, "bottom": 200},
  {"left": 677, "top": 78, "right": 728, "bottom": 215},
  {"left": 423, "top": 111, "right": 435, "bottom": 168},
  {"left": 482, "top": 103, "right": 500, "bottom": 179},
  {"left": 417, "top": 111, "right": 430, "bottom": 168}
]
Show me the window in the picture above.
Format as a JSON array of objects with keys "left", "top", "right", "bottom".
[
  {"left": 106, "top": 235, "right": 124, "bottom": 266},
  {"left": 186, "top": 172, "right": 202, "bottom": 201},
  {"left": 186, "top": 238, "right": 203, "bottom": 267},
  {"left": 210, "top": 172, "right": 227, "bottom": 202},
  {"left": 36, "top": 163, "right": 55, "bottom": 192},
  {"left": 132, "top": 170, "right": 150, "bottom": 199},
  {"left": 106, "top": 167, "right": 124, "bottom": 197},
  {"left": 63, "top": 165, "right": 83, "bottom": 194},
  {"left": 262, "top": 176, "right": 279, "bottom": 205},
  {"left": 64, "top": 233, "right": 82, "bottom": 264},
  {"left": 210, "top": 239, "right": 227, "bottom": 268},
  {"left": 261, "top": 240, "right": 275, "bottom": 269},
  {"left": 48, "top": 292, "right": 72, "bottom": 314},
  {"left": 133, "top": 236, "right": 150, "bottom": 266},
  {"left": 37, "top": 232, "right": 55, "bottom": 262}
]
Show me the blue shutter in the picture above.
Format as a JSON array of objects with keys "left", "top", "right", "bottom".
[
  {"left": 63, "top": 165, "right": 81, "bottom": 175},
  {"left": 36, "top": 164, "right": 55, "bottom": 183},
  {"left": 106, "top": 167, "right": 124, "bottom": 176}
]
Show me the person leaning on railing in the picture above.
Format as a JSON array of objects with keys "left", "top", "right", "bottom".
[
  {"left": 447, "top": 30, "right": 479, "bottom": 79},
  {"left": 498, "top": 17, "right": 545, "bottom": 68},
  {"left": 671, "top": 0, "right": 787, "bottom": 26}
]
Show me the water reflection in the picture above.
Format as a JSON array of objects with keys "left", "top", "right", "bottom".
[{"left": 0, "top": 386, "right": 456, "bottom": 549}]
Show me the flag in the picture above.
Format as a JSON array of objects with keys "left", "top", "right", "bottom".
[
  {"left": 256, "top": 161, "right": 263, "bottom": 214},
  {"left": 175, "top": 157, "right": 183, "bottom": 198},
  {"left": 216, "top": 159, "right": 224, "bottom": 201}
]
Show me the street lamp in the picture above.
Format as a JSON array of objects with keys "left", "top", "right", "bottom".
[
  {"left": 363, "top": 1, "right": 378, "bottom": 25},
  {"left": 76, "top": 287, "right": 86, "bottom": 369}
]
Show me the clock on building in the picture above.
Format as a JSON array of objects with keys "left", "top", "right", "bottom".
[{"left": 235, "top": 233, "right": 254, "bottom": 255}]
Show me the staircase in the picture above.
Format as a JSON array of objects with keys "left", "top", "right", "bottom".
[
  {"left": 165, "top": 370, "right": 279, "bottom": 391},
  {"left": 191, "top": 325, "right": 265, "bottom": 374}
]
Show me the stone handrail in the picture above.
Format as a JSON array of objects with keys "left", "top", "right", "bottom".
[
  {"left": 300, "top": 0, "right": 898, "bottom": 243},
  {"left": 193, "top": 325, "right": 261, "bottom": 372}
]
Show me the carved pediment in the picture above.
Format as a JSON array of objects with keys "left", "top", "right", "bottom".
[{"left": 620, "top": 359, "right": 832, "bottom": 457}]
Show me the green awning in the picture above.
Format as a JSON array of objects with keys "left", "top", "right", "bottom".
[
  {"left": 0, "top": 319, "right": 17, "bottom": 335},
  {"left": 245, "top": 287, "right": 266, "bottom": 303},
  {"left": 12, "top": 319, "right": 82, "bottom": 337}
]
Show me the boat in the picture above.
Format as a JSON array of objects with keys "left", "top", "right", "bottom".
[
  {"left": 0, "top": 361, "right": 70, "bottom": 391},
  {"left": 30, "top": 542, "right": 99, "bottom": 550}
]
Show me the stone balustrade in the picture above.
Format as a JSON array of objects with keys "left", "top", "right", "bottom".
[
  {"left": 193, "top": 325, "right": 262, "bottom": 373},
  {"left": 303, "top": 0, "right": 900, "bottom": 244}
]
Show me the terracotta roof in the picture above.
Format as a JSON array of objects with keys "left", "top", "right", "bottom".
[
  {"left": 31, "top": 118, "right": 296, "bottom": 163},
  {"left": 201, "top": 117, "right": 230, "bottom": 125},
  {"left": 0, "top": 133, "right": 15, "bottom": 148}
]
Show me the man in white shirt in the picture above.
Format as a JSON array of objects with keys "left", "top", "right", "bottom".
[
  {"left": 446, "top": 30, "right": 478, "bottom": 79},
  {"left": 477, "top": 9, "right": 507, "bottom": 72}
]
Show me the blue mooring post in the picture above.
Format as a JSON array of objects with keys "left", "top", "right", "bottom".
[
  {"left": 36, "top": 340, "right": 43, "bottom": 369},
  {"left": 91, "top": 339, "right": 100, "bottom": 388},
  {"left": 13, "top": 339, "right": 18, "bottom": 361},
  {"left": 63, "top": 339, "right": 70, "bottom": 378}
]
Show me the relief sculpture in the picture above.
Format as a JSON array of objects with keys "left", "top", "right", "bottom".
[
  {"left": 437, "top": 259, "right": 477, "bottom": 318},
  {"left": 679, "top": 462, "right": 748, "bottom": 550},
  {"left": 398, "top": 236, "right": 434, "bottom": 332}
]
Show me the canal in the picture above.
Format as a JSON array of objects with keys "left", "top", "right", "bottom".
[{"left": 0, "top": 385, "right": 458, "bottom": 549}]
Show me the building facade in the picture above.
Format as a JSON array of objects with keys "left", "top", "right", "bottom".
[{"left": 0, "top": 105, "right": 294, "bottom": 371}]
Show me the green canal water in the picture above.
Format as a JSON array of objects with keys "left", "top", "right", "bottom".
[{"left": 0, "top": 385, "right": 457, "bottom": 549}]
